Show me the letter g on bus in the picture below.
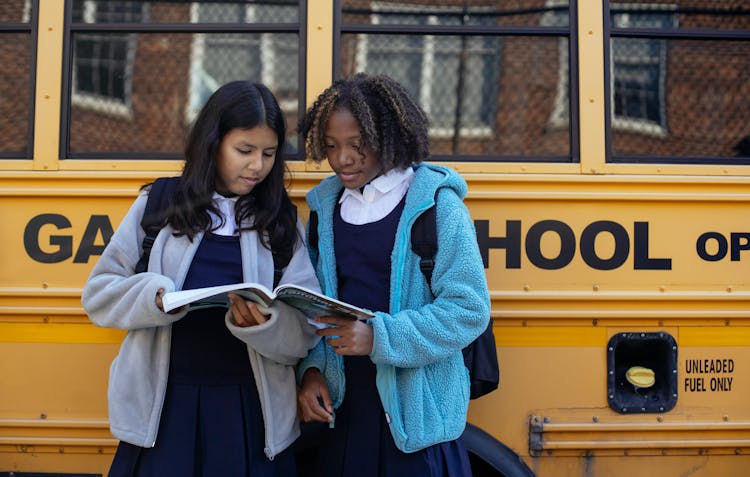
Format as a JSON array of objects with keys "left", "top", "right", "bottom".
[{"left": 24, "top": 213, "right": 113, "bottom": 263}]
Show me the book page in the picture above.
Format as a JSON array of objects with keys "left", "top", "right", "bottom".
[
  {"left": 275, "top": 285, "right": 373, "bottom": 320},
  {"left": 162, "top": 282, "right": 372, "bottom": 320},
  {"left": 162, "top": 282, "right": 273, "bottom": 312}
]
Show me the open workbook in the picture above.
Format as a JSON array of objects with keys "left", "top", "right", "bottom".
[{"left": 161, "top": 282, "right": 373, "bottom": 320}]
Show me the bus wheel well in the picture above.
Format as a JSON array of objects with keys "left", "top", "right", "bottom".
[{"left": 462, "top": 423, "right": 535, "bottom": 477}]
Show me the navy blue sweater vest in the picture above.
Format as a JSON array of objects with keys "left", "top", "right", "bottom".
[{"left": 333, "top": 197, "right": 406, "bottom": 313}]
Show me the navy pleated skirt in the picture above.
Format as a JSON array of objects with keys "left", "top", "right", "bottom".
[
  {"left": 108, "top": 306, "right": 296, "bottom": 477},
  {"left": 310, "top": 355, "right": 473, "bottom": 477}
]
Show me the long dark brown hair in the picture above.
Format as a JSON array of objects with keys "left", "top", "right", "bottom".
[{"left": 147, "top": 81, "right": 297, "bottom": 256}]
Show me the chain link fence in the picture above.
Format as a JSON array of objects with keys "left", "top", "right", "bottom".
[
  {"left": 340, "top": 0, "right": 572, "bottom": 159},
  {"left": 609, "top": 2, "right": 750, "bottom": 160},
  {"left": 66, "top": 1, "right": 300, "bottom": 157},
  {"left": 0, "top": 0, "right": 33, "bottom": 157}
]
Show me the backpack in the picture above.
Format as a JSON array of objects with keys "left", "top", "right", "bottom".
[
  {"left": 308, "top": 201, "right": 499, "bottom": 400},
  {"left": 135, "top": 177, "right": 292, "bottom": 288}
]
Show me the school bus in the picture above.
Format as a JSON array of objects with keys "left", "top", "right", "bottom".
[{"left": 1, "top": 0, "right": 749, "bottom": 476}]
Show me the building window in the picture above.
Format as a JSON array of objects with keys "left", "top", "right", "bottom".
[
  {"left": 339, "top": 0, "right": 574, "bottom": 160},
  {"left": 65, "top": 0, "right": 302, "bottom": 158},
  {"left": 605, "top": 1, "right": 750, "bottom": 163},
  {"left": 355, "top": 3, "right": 500, "bottom": 139},
  {"left": 71, "top": 1, "right": 146, "bottom": 117},
  {"left": 543, "top": 0, "right": 572, "bottom": 129},
  {"left": 187, "top": 3, "right": 298, "bottom": 124},
  {"left": 0, "top": 0, "right": 35, "bottom": 158},
  {"left": 610, "top": 4, "right": 676, "bottom": 136}
]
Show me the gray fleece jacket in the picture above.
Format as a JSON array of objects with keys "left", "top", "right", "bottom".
[{"left": 81, "top": 189, "right": 321, "bottom": 459}]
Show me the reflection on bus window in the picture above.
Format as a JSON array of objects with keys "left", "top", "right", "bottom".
[
  {"left": 71, "top": 1, "right": 147, "bottom": 117},
  {"left": 610, "top": 4, "right": 676, "bottom": 136},
  {"left": 187, "top": 3, "right": 299, "bottom": 152},
  {"left": 0, "top": 0, "right": 33, "bottom": 158},
  {"left": 608, "top": 1, "right": 750, "bottom": 161},
  {"left": 66, "top": 1, "right": 301, "bottom": 158},
  {"left": 340, "top": 1, "right": 573, "bottom": 159}
]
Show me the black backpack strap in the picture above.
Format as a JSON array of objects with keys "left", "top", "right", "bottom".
[
  {"left": 272, "top": 256, "right": 284, "bottom": 288},
  {"left": 271, "top": 254, "right": 285, "bottom": 289},
  {"left": 411, "top": 204, "right": 438, "bottom": 289},
  {"left": 271, "top": 204, "right": 298, "bottom": 288},
  {"left": 307, "top": 189, "right": 341, "bottom": 258},
  {"left": 308, "top": 210, "right": 319, "bottom": 252},
  {"left": 135, "top": 177, "right": 179, "bottom": 273}
]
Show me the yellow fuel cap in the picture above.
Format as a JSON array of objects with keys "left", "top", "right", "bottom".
[{"left": 626, "top": 366, "right": 656, "bottom": 389}]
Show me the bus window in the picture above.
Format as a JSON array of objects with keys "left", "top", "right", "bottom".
[
  {"left": 0, "top": 0, "right": 36, "bottom": 159},
  {"left": 64, "top": 0, "right": 303, "bottom": 160},
  {"left": 337, "top": 0, "right": 576, "bottom": 162}
]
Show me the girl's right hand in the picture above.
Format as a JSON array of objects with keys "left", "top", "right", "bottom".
[{"left": 298, "top": 368, "right": 334, "bottom": 423}]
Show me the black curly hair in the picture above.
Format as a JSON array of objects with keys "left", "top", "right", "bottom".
[{"left": 300, "top": 73, "right": 430, "bottom": 171}]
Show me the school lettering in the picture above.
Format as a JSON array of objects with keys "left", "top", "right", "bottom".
[
  {"left": 474, "top": 219, "right": 671, "bottom": 271},
  {"left": 21, "top": 214, "right": 750, "bottom": 268},
  {"left": 24, "top": 214, "right": 114, "bottom": 264}
]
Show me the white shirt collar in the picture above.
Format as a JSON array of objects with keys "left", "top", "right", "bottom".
[
  {"left": 210, "top": 192, "right": 239, "bottom": 236},
  {"left": 338, "top": 167, "right": 414, "bottom": 225},
  {"left": 339, "top": 167, "right": 414, "bottom": 204}
]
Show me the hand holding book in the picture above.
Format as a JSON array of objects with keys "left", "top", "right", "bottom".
[{"left": 227, "top": 293, "right": 269, "bottom": 327}]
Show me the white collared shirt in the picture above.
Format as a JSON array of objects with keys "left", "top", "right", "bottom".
[
  {"left": 209, "top": 192, "right": 239, "bottom": 236},
  {"left": 339, "top": 167, "right": 414, "bottom": 225}
]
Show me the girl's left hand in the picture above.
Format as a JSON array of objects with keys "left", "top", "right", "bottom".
[
  {"left": 156, "top": 288, "right": 185, "bottom": 314},
  {"left": 315, "top": 316, "right": 373, "bottom": 355},
  {"left": 228, "top": 292, "right": 269, "bottom": 327}
]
